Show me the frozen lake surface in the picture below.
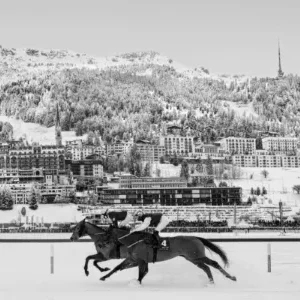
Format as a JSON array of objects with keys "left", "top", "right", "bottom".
[{"left": 0, "top": 241, "right": 299, "bottom": 300}]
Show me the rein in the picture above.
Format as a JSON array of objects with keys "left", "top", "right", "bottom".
[
  {"left": 128, "top": 239, "right": 144, "bottom": 248},
  {"left": 118, "top": 232, "right": 131, "bottom": 240}
]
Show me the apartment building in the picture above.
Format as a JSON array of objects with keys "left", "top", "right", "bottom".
[
  {"left": 159, "top": 135, "right": 195, "bottom": 156},
  {"left": 68, "top": 145, "right": 94, "bottom": 160},
  {"left": 262, "top": 137, "right": 297, "bottom": 154},
  {"left": 3, "top": 146, "right": 65, "bottom": 172},
  {"left": 67, "top": 160, "right": 104, "bottom": 178},
  {"left": 0, "top": 168, "right": 44, "bottom": 184},
  {"left": 232, "top": 155, "right": 257, "bottom": 167},
  {"left": 135, "top": 140, "right": 165, "bottom": 162},
  {"left": 195, "top": 143, "right": 226, "bottom": 159},
  {"left": 281, "top": 156, "right": 300, "bottom": 168},
  {"left": 219, "top": 137, "right": 256, "bottom": 155},
  {"left": 257, "top": 155, "right": 282, "bottom": 168},
  {"left": 106, "top": 140, "right": 133, "bottom": 155}
]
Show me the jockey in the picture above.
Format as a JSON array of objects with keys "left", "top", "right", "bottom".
[
  {"left": 102, "top": 208, "right": 134, "bottom": 229},
  {"left": 131, "top": 211, "right": 170, "bottom": 263}
]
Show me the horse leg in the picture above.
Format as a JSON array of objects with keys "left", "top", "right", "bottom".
[
  {"left": 138, "top": 260, "right": 149, "bottom": 284},
  {"left": 84, "top": 253, "right": 108, "bottom": 276},
  {"left": 93, "top": 260, "right": 110, "bottom": 273},
  {"left": 100, "top": 258, "right": 138, "bottom": 281},
  {"left": 185, "top": 258, "right": 214, "bottom": 284},
  {"left": 200, "top": 257, "right": 236, "bottom": 281}
]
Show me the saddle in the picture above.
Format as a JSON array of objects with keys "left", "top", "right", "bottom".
[{"left": 144, "top": 234, "right": 170, "bottom": 251}]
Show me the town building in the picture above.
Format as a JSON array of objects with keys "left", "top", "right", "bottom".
[
  {"left": 281, "top": 156, "right": 300, "bottom": 168},
  {"left": 68, "top": 145, "right": 95, "bottom": 160},
  {"left": 0, "top": 168, "right": 44, "bottom": 184},
  {"left": 159, "top": 135, "right": 195, "bottom": 156},
  {"left": 256, "top": 155, "right": 282, "bottom": 168},
  {"left": 262, "top": 137, "right": 297, "bottom": 154},
  {"left": 135, "top": 140, "right": 165, "bottom": 162},
  {"left": 194, "top": 143, "right": 226, "bottom": 159},
  {"left": 99, "top": 186, "right": 242, "bottom": 206},
  {"left": 66, "top": 159, "right": 103, "bottom": 178},
  {"left": 219, "top": 137, "right": 256, "bottom": 155},
  {"left": 1, "top": 183, "right": 34, "bottom": 204},
  {"left": 2, "top": 146, "right": 66, "bottom": 172},
  {"left": 232, "top": 155, "right": 257, "bottom": 167},
  {"left": 119, "top": 176, "right": 188, "bottom": 189},
  {"left": 106, "top": 140, "right": 133, "bottom": 156}
]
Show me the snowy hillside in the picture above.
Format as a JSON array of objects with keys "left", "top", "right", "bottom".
[
  {"left": 0, "top": 115, "right": 86, "bottom": 145},
  {"left": 0, "top": 45, "right": 246, "bottom": 85}
]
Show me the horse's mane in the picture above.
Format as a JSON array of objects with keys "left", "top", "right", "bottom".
[{"left": 85, "top": 221, "right": 108, "bottom": 232}]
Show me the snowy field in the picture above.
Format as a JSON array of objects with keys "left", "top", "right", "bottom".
[
  {"left": 0, "top": 241, "right": 299, "bottom": 300},
  {"left": 0, "top": 204, "right": 83, "bottom": 224},
  {"left": 0, "top": 115, "right": 87, "bottom": 145}
]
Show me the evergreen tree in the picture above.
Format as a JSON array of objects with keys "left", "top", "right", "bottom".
[
  {"left": 219, "top": 181, "right": 228, "bottom": 187},
  {"left": 0, "top": 188, "right": 14, "bottom": 210},
  {"left": 180, "top": 160, "right": 189, "bottom": 181},
  {"left": 250, "top": 187, "right": 254, "bottom": 195},
  {"left": 28, "top": 188, "right": 39, "bottom": 210},
  {"left": 143, "top": 162, "right": 151, "bottom": 177},
  {"left": 256, "top": 187, "right": 261, "bottom": 196},
  {"left": 262, "top": 186, "right": 267, "bottom": 195},
  {"left": 127, "top": 144, "right": 142, "bottom": 177}
]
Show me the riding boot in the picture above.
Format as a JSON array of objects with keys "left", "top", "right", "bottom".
[{"left": 152, "top": 231, "right": 160, "bottom": 263}]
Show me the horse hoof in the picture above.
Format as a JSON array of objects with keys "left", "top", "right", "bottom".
[
  {"left": 103, "top": 267, "right": 110, "bottom": 272},
  {"left": 84, "top": 269, "right": 89, "bottom": 276},
  {"left": 231, "top": 276, "right": 237, "bottom": 281},
  {"left": 205, "top": 281, "right": 215, "bottom": 288},
  {"left": 128, "top": 279, "right": 142, "bottom": 287},
  {"left": 100, "top": 277, "right": 106, "bottom": 281}
]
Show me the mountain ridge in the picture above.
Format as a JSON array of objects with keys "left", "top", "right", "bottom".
[
  {"left": 0, "top": 45, "right": 250, "bottom": 86},
  {"left": 1, "top": 44, "right": 300, "bottom": 143}
]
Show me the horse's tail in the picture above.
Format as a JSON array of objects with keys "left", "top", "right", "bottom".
[{"left": 197, "top": 237, "right": 229, "bottom": 267}]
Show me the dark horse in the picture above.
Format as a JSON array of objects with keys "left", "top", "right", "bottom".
[
  {"left": 70, "top": 219, "right": 237, "bottom": 285},
  {"left": 100, "top": 227, "right": 237, "bottom": 285},
  {"left": 70, "top": 218, "right": 131, "bottom": 276}
]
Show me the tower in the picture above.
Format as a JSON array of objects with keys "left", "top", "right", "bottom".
[
  {"left": 55, "top": 103, "right": 62, "bottom": 146},
  {"left": 278, "top": 40, "right": 284, "bottom": 78}
]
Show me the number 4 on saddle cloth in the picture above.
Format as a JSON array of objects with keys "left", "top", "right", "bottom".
[
  {"left": 159, "top": 238, "right": 170, "bottom": 251},
  {"left": 145, "top": 235, "right": 170, "bottom": 251}
]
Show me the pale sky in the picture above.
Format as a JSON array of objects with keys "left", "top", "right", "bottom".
[{"left": 0, "top": 0, "right": 299, "bottom": 77}]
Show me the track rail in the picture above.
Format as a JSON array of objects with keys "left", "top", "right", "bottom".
[{"left": 1, "top": 238, "right": 300, "bottom": 243}]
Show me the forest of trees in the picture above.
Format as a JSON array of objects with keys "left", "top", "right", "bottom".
[{"left": 1, "top": 61, "right": 300, "bottom": 143}]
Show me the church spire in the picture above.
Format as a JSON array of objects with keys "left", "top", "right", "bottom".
[
  {"left": 278, "top": 40, "right": 284, "bottom": 78},
  {"left": 55, "top": 103, "right": 62, "bottom": 147}
]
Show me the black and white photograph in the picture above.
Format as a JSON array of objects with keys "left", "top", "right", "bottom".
[{"left": 0, "top": 0, "right": 300, "bottom": 299}]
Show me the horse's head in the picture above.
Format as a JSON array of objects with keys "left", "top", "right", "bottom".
[{"left": 70, "top": 218, "right": 87, "bottom": 241}]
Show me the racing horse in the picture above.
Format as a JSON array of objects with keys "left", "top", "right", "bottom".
[
  {"left": 70, "top": 218, "right": 159, "bottom": 276},
  {"left": 99, "top": 227, "right": 237, "bottom": 285},
  {"left": 70, "top": 218, "right": 131, "bottom": 276}
]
